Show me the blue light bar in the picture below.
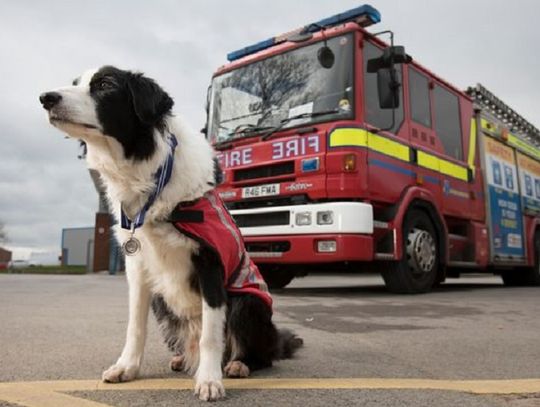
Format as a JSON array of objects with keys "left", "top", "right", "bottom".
[
  {"left": 307, "top": 4, "right": 381, "bottom": 33},
  {"left": 227, "top": 4, "right": 381, "bottom": 62},
  {"left": 227, "top": 38, "right": 276, "bottom": 63}
]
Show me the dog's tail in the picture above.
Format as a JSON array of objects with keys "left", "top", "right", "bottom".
[{"left": 275, "top": 329, "right": 304, "bottom": 360}]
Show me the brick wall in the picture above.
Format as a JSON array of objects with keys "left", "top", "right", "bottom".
[
  {"left": 0, "top": 248, "right": 12, "bottom": 263},
  {"left": 93, "top": 213, "right": 111, "bottom": 272}
]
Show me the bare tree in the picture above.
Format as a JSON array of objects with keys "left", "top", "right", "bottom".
[
  {"left": 227, "top": 53, "right": 314, "bottom": 116},
  {"left": 0, "top": 221, "right": 8, "bottom": 245}
]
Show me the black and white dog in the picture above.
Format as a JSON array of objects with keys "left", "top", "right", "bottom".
[{"left": 39, "top": 66, "right": 302, "bottom": 401}]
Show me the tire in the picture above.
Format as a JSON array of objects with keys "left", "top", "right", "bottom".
[
  {"left": 259, "top": 266, "right": 295, "bottom": 289},
  {"left": 501, "top": 233, "right": 540, "bottom": 286},
  {"left": 382, "top": 209, "right": 439, "bottom": 294}
]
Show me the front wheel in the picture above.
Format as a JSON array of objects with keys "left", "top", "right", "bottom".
[{"left": 382, "top": 209, "right": 439, "bottom": 294}]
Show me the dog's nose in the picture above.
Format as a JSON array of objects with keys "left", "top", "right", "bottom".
[{"left": 39, "top": 92, "right": 62, "bottom": 110}]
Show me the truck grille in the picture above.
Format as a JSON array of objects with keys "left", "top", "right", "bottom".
[
  {"left": 233, "top": 211, "right": 290, "bottom": 227},
  {"left": 245, "top": 241, "right": 291, "bottom": 253},
  {"left": 233, "top": 161, "right": 294, "bottom": 182},
  {"left": 226, "top": 195, "right": 308, "bottom": 210}
]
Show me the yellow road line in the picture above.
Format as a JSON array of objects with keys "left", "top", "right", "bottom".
[
  {"left": 0, "top": 382, "right": 106, "bottom": 407},
  {"left": 1, "top": 378, "right": 540, "bottom": 407}
]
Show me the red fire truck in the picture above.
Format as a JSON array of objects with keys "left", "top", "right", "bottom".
[{"left": 207, "top": 5, "right": 540, "bottom": 293}]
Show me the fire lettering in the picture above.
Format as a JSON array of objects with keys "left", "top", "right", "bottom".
[
  {"left": 285, "top": 140, "right": 298, "bottom": 157},
  {"left": 272, "top": 135, "right": 320, "bottom": 160},
  {"left": 216, "top": 148, "right": 253, "bottom": 168}
]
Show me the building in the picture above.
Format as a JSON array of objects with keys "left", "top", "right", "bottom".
[
  {"left": 61, "top": 227, "right": 94, "bottom": 267},
  {"left": 0, "top": 247, "right": 12, "bottom": 268},
  {"left": 79, "top": 150, "right": 123, "bottom": 273}
]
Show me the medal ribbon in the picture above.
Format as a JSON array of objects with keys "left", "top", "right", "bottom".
[{"left": 120, "top": 133, "right": 178, "bottom": 232}]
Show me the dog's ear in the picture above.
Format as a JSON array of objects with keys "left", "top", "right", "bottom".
[{"left": 128, "top": 73, "right": 174, "bottom": 125}]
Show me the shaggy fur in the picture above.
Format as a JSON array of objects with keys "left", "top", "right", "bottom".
[{"left": 40, "top": 66, "right": 302, "bottom": 402}]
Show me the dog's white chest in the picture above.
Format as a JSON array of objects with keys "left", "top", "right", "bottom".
[{"left": 126, "top": 223, "right": 202, "bottom": 317}]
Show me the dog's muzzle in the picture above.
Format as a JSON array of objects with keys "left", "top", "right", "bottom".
[{"left": 39, "top": 92, "right": 62, "bottom": 110}]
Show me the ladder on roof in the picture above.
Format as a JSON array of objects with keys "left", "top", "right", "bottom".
[{"left": 466, "top": 83, "right": 540, "bottom": 148}]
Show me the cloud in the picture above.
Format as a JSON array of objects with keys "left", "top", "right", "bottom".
[{"left": 0, "top": 0, "right": 539, "bottom": 255}]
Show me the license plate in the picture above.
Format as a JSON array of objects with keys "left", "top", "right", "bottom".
[{"left": 242, "top": 183, "right": 280, "bottom": 198}]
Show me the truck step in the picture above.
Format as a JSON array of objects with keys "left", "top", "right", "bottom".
[
  {"left": 447, "top": 261, "right": 478, "bottom": 268},
  {"left": 374, "top": 252, "right": 395, "bottom": 260},
  {"left": 448, "top": 233, "right": 469, "bottom": 242},
  {"left": 373, "top": 221, "right": 390, "bottom": 229}
]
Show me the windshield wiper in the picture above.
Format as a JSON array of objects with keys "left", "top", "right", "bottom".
[
  {"left": 219, "top": 110, "right": 265, "bottom": 125},
  {"left": 214, "top": 109, "right": 341, "bottom": 150},
  {"left": 260, "top": 109, "right": 340, "bottom": 141},
  {"left": 230, "top": 123, "right": 274, "bottom": 136},
  {"left": 214, "top": 124, "right": 274, "bottom": 150}
]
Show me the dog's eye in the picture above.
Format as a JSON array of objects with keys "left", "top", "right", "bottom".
[{"left": 98, "top": 80, "right": 114, "bottom": 91}]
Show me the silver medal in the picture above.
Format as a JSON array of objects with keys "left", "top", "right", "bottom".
[{"left": 123, "top": 236, "right": 141, "bottom": 256}]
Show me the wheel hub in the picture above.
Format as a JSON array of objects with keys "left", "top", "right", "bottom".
[{"left": 406, "top": 228, "right": 436, "bottom": 275}]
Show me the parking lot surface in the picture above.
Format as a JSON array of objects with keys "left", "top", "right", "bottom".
[{"left": 0, "top": 273, "right": 539, "bottom": 406}]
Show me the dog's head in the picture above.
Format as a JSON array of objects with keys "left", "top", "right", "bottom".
[{"left": 40, "top": 66, "right": 174, "bottom": 160}]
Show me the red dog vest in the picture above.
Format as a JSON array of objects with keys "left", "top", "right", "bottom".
[{"left": 170, "top": 190, "right": 272, "bottom": 310}]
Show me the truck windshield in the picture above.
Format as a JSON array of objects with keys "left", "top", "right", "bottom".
[{"left": 208, "top": 33, "right": 354, "bottom": 143}]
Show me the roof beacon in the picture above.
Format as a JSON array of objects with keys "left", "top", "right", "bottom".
[{"left": 227, "top": 4, "right": 381, "bottom": 62}]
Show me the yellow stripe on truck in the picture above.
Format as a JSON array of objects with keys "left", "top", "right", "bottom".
[
  {"left": 367, "top": 132, "right": 410, "bottom": 162},
  {"left": 417, "top": 151, "right": 439, "bottom": 171},
  {"left": 329, "top": 128, "right": 469, "bottom": 181},
  {"left": 439, "top": 159, "right": 469, "bottom": 181},
  {"left": 417, "top": 150, "right": 469, "bottom": 181},
  {"left": 480, "top": 118, "right": 540, "bottom": 161},
  {"left": 329, "top": 128, "right": 410, "bottom": 162},
  {"left": 468, "top": 118, "right": 477, "bottom": 174},
  {"left": 329, "top": 128, "right": 368, "bottom": 147},
  {"left": 507, "top": 133, "right": 540, "bottom": 161}
]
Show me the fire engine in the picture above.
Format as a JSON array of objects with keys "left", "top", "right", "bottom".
[{"left": 206, "top": 4, "right": 540, "bottom": 293}]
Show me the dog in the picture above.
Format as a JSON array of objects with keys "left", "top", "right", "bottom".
[{"left": 39, "top": 66, "right": 303, "bottom": 401}]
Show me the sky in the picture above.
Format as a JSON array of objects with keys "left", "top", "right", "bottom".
[{"left": 1, "top": 0, "right": 539, "bottom": 258}]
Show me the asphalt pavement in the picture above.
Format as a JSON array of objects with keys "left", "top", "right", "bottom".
[{"left": 0, "top": 272, "right": 539, "bottom": 406}]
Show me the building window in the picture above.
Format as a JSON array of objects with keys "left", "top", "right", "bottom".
[
  {"left": 433, "top": 84, "right": 462, "bottom": 160},
  {"left": 408, "top": 67, "right": 431, "bottom": 128},
  {"left": 363, "top": 41, "right": 403, "bottom": 133}
]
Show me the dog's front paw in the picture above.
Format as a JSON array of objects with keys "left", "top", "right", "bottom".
[
  {"left": 102, "top": 364, "right": 139, "bottom": 383},
  {"left": 194, "top": 380, "right": 225, "bottom": 401}
]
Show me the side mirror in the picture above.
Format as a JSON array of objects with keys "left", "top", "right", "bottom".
[
  {"left": 392, "top": 46, "right": 411, "bottom": 64},
  {"left": 377, "top": 68, "right": 400, "bottom": 109},
  {"left": 367, "top": 46, "right": 411, "bottom": 72},
  {"left": 367, "top": 45, "right": 411, "bottom": 110},
  {"left": 202, "top": 84, "right": 211, "bottom": 138}
]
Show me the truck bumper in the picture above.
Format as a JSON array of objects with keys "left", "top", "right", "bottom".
[
  {"left": 244, "top": 233, "right": 374, "bottom": 263},
  {"left": 231, "top": 202, "right": 374, "bottom": 263}
]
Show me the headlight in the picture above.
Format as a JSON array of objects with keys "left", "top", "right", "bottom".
[
  {"left": 295, "top": 212, "right": 312, "bottom": 226},
  {"left": 317, "top": 211, "right": 334, "bottom": 225},
  {"left": 317, "top": 240, "right": 337, "bottom": 252}
]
